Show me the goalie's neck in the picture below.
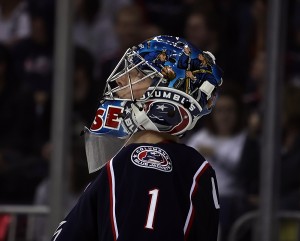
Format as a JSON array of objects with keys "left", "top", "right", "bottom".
[{"left": 126, "top": 130, "right": 179, "bottom": 145}]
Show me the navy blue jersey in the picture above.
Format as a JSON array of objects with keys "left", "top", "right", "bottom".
[{"left": 52, "top": 142, "right": 220, "bottom": 241}]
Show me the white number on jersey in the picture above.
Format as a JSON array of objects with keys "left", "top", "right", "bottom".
[{"left": 145, "top": 188, "right": 159, "bottom": 229}]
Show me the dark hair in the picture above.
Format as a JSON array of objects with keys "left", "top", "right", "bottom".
[
  {"left": 28, "top": 0, "right": 55, "bottom": 46},
  {"left": 74, "top": 46, "right": 95, "bottom": 83},
  {"left": 81, "top": 0, "right": 100, "bottom": 23},
  {"left": 284, "top": 84, "right": 300, "bottom": 131},
  {"left": 0, "top": 43, "right": 9, "bottom": 64},
  {"left": 0, "top": 43, "right": 13, "bottom": 85},
  {"left": 205, "top": 82, "right": 246, "bottom": 135},
  {"left": 185, "top": 8, "right": 220, "bottom": 33},
  {"left": 113, "top": 4, "right": 144, "bottom": 25}
]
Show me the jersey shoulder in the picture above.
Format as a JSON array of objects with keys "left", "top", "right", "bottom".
[
  {"left": 110, "top": 141, "right": 210, "bottom": 177},
  {"left": 163, "top": 142, "right": 207, "bottom": 165},
  {"left": 113, "top": 141, "right": 206, "bottom": 163}
]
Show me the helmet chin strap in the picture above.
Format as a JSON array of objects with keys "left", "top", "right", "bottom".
[{"left": 131, "top": 102, "right": 159, "bottom": 132}]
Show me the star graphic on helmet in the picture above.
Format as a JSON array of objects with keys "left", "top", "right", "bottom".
[
  {"left": 156, "top": 104, "right": 168, "bottom": 111},
  {"left": 124, "top": 106, "right": 131, "bottom": 114}
]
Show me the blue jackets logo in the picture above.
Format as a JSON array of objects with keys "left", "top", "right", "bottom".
[{"left": 131, "top": 146, "right": 172, "bottom": 172}]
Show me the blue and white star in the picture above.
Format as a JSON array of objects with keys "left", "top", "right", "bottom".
[
  {"left": 124, "top": 106, "right": 131, "bottom": 114},
  {"left": 156, "top": 104, "right": 168, "bottom": 111}
]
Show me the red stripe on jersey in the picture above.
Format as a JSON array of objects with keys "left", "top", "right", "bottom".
[
  {"left": 107, "top": 161, "right": 117, "bottom": 241},
  {"left": 184, "top": 161, "right": 210, "bottom": 241}
]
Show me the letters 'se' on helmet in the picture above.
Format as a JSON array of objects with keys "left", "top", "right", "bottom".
[{"left": 84, "top": 35, "right": 223, "bottom": 172}]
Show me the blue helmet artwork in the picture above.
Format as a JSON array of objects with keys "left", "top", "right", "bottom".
[{"left": 88, "top": 35, "right": 223, "bottom": 139}]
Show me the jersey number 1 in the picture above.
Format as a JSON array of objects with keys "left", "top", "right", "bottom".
[{"left": 145, "top": 188, "right": 159, "bottom": 230}]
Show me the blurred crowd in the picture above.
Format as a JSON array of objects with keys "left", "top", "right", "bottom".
[{"left": 0, "top": 0, "right": 300, "bottom": 240}]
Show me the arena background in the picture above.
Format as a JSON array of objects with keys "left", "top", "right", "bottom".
[{"left": 0, "top": 0, "right": 300, "bottom": 240}]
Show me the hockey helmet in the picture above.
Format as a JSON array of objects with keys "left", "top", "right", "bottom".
[{"left": 84, "top": 35, "right": 223, "bottom": 172}]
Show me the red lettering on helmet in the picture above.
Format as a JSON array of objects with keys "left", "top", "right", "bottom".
[
  {"left": 105, "top": 106, "right": 123, "bottom": 129},
  {"left": 90, "top": 108, "right": 105, "bottom": 131}
]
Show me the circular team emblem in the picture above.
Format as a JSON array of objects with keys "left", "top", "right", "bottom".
[{"left": 131, "top": 146, "right": 172, "bottom": 172}]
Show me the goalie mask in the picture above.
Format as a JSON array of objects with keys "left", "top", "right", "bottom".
[{"left": 84, "top": 35, "right": 223, "bottom": 172}]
